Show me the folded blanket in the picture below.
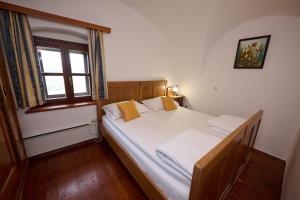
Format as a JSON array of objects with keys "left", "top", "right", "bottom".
[
  {"left": 208, "top": 115, "right": 246, "bottom": 135},
  {"left": 209, "top": 126, "right": 231, "bottom": 135},
  {"left": 155, "top": 129, "right": 221, "bottom": 180}
]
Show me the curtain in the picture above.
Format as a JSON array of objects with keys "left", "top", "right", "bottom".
[
  {"left": 88, "top": 29, "right": 107, "bottom": 100},
  {"left": 0, "top": 9, "right": 45, "bottom": 108}
]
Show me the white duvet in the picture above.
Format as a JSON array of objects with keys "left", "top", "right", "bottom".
[
  {"left": 105, "top": 107, "right": 226, "bottom": 182},
  {"left": 208, "top": 114, "right": 246, "bottom": 134},
  {"left": 155, "top": 129, "right": 222, "bottom": 180}
]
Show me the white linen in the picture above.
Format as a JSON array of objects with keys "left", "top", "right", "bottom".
[
  {"left": 208, "top": 114, "right": 246, "bottom": 134},
  {"left": 102, "top": 100, "right": 150, "bottom": 120},
  {"left": 103, "top": 117, "right": 190, "bottom": 200},
  {"left": 156, "top": 129, "right": 222, "bottom": 180},
  {"left": 142, "top": 96, "right": 179, "bottom": 111},
  {"left": 105, "top": 111, "right": 117, "bottom": 121},
  {"left": 209, "top": 126, "right": 231, "bottom": 135},
  {"left": 102, "top": 107, "right": 226, "bottom": 200}
]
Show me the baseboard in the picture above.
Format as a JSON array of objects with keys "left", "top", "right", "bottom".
[{"left": 29, "top": 139, "right": 96, "bottom": 160}]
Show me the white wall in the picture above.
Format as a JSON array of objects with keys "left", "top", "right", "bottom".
[
  {"left": 18, "top": 106, "right": 97, "bottom": 139},
  {"left": 191, "top": 16, "right": 300, "bottom": 160},
  {"left": 29, "top": 17, "right": 88, "bottom": 43},
  {"left": 4, "top": 0, "right": 177, "bottom": 156},
  {"left": 22, "top": 119, "right": 98, "bottom": 157},
  {"left": 18, "top": 102, "right": 98, "bottom": 156}
]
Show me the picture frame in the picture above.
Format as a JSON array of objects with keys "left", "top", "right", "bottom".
[{"left": 234, "top": 35, "right": 271, "bottom": 69}]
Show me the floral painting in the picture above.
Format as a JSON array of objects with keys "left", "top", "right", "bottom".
[{"left": 234, "top": 35, "right": 271, "bottom": 69}]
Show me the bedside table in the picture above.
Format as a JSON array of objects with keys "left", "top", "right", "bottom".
[{"left": 169, "top": 95, "right": 185, "bottom": 107}]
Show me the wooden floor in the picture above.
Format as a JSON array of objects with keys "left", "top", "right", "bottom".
[
  {"left": 226, "top": 149, "right": 285, "bottom": 200},
  {"left": 22, "top": 141, "right": 147, "bottom": 200},
  {"left": 22, "top": 141, "right": 285, "bottom": 200}
]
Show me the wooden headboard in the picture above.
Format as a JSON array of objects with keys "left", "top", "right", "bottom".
[
  {"left": 139, "top": 80, "right": 167, "bottom": 101},
  {"left": 106, "top": 81, "right": 140, "bottom": 103},
  {"left": 97, "top": 80, "right": 167, "bottom": 122}
]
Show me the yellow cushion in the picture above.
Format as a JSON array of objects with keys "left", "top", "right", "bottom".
[
  {"left": 117, "top": 101, "right": 141, "bottom": 122},
  {"left": 161, "top": 97, "right": 177, "bottom": 111}
]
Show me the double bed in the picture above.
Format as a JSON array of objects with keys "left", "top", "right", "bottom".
[{"left": 98, "top": 80, "right": 263, "bottom": 200}]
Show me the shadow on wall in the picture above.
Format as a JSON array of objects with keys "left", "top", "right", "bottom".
[
  {"left": 202, "top": 0, "right": 300, "bottom": 53},
  {"left": 30, "top": 26, "right": 88, "bottom": 45},
  {"left": 281, "top": 127, "right": 300, "bottom": 200},
  {"left": 31, "top": 27, "right": 88, "bottom": 41}
]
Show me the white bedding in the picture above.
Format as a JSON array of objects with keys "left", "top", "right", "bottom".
[
  {"left": 156, "top": 129, "right": 222, "bottom": 180},
  {"left": 208, "top": 114, "right": 246, "bottom": 134},
  {"left": 102, "top": 107, "right": 227, "bottom": 200}
]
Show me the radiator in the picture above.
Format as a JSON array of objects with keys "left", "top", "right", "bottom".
[{"left": 23, "top": 121, "right": 99, "bottom": 157}]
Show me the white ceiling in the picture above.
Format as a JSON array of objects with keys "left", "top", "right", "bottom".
[
  {"left": 115, "top": 0, "right": 300, "bottom": 78},
  {"left": 116, "top": 0, "right": 300, "bottom": 45}
]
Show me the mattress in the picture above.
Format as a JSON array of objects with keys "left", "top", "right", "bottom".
[{"left": 102, "top": 107, "right": 226, "bottom": 200}]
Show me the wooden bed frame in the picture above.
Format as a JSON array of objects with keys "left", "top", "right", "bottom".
[{"left": 97, "top": 80, "right": 263, "bottom": 200}]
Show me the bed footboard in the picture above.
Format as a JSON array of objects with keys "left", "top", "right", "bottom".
[{"left": 189, "top": 110, "right": 263, "bottom": 200}]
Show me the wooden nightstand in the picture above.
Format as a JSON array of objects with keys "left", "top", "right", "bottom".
[{"left": 168, "top": 95, "right": 185, "bottom": 107}]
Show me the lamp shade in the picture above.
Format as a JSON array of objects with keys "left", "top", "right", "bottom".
[{"left": 173, "top": 85, "right": 179, "bottom": 92}]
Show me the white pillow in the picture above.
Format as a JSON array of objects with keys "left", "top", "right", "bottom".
[
  {"left": 102, "top": 101, "right": 150, "bottom": 120},
  {"left": 105, "top": 111, "right": 117, "bottom": 121},
  {"left": 174, "top": 101, "right": 179, "bottom": 107},
  {"left": 142, "top": 97, "right": 179, "bottom": 111}
]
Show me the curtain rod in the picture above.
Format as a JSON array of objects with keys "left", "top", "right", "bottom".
[{"left": 0, "top": 1, "right": 111, "bottom": 33}]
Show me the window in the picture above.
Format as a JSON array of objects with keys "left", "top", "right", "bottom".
[{"left": 34, "top": 36, "right": 91, "bottom": 104}]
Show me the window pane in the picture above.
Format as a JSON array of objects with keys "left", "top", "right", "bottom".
[
  {"left": 37, "top": 47, "right": 63, "bottom": 73},
  {"left": 72, "top": 76, "right": 90, "bottom": 97},
  {"left": 44, "top": 76, "right": 66, "bottom": 98},
  {"left": 70, "top": 51, "right": 89, "bottom": 73}
]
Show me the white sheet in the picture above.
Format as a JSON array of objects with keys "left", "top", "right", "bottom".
[
  {"left": 208, "top": 114, "right": 246, "bottom": 133},
  {"left": 156, "top": 129, "right": 222, "bottom": 180},
  {"left": 209, "top": 126, "right": 231, "bottom": 135},
  {"left": 103, "top": 117, "right": 189, "bottom": 200},
  {"left": 103, "top": 107, "right": 227, "bottom": 200}
]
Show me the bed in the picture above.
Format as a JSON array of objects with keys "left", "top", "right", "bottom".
[{"left": 97, "top": 80, "right": 263, "bottom": 200}]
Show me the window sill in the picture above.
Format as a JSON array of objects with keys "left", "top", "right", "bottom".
[{"left": 26, "top": 100, "right": 97, "bottom": 114}]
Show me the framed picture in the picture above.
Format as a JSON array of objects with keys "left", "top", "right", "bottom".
[{"left": 234, "top": 35, "right": 271, "bottom": 69}]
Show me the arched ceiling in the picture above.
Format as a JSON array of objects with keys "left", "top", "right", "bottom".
[{"left": 116, "top": 0, "right": 300, "bottom": 48}]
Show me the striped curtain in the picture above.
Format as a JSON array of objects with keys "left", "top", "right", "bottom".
[
  {"left": 88, "top": 29, "right": 107, "bottom": 100},
  {"left": 0, "top": 9, "right": 44, "bottom": 108}
]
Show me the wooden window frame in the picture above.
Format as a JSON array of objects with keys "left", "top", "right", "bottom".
[
  {"left": 0, "top": 1, "right": 111, "bottom": 33},
  {"left": 34, "top": 36, "right": 92, "bottom": 105}
]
